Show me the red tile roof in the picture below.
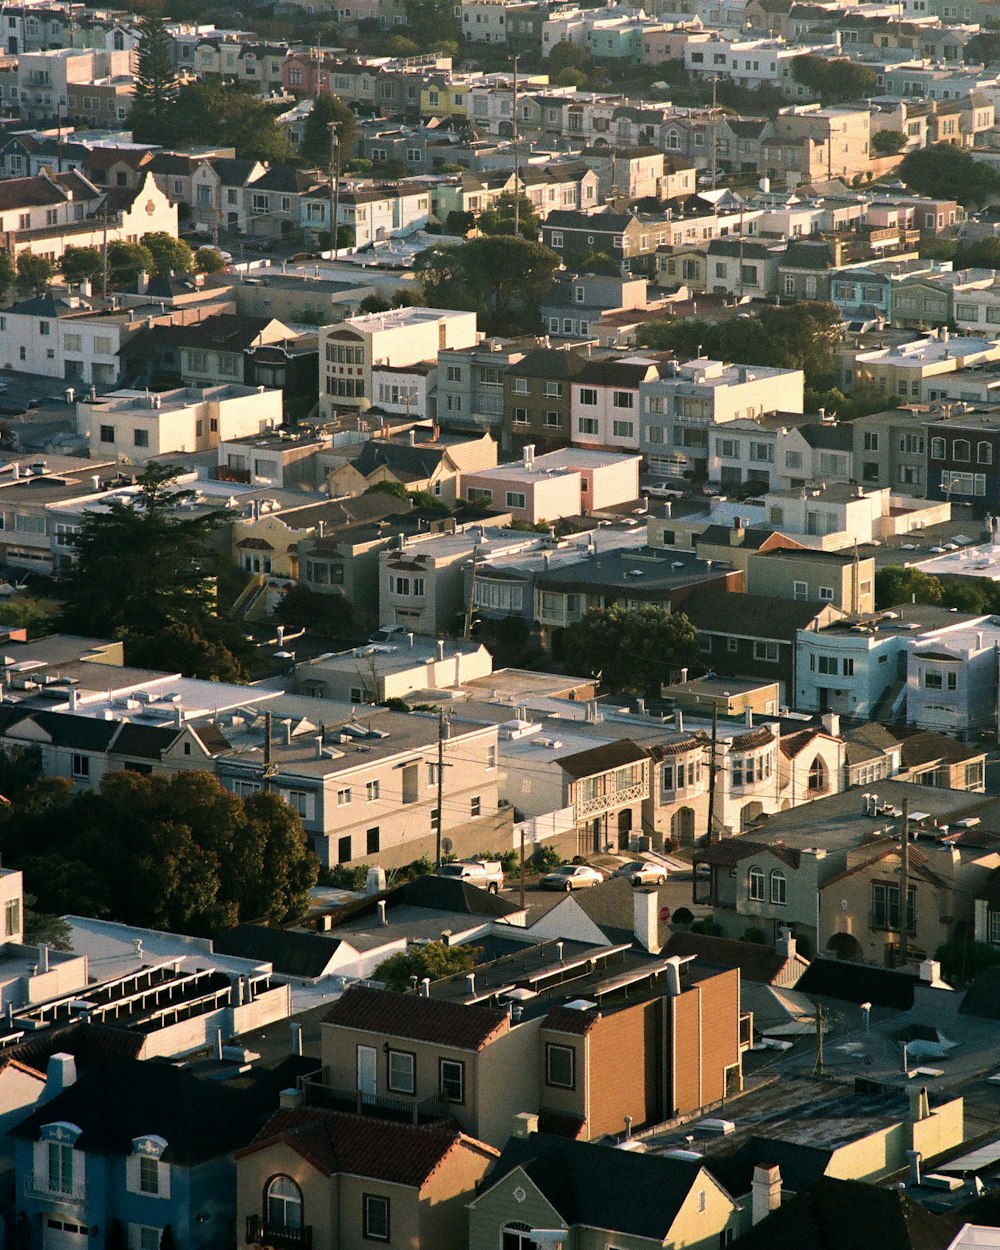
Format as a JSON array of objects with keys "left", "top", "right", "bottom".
[
  {"left": 324, "top": 986, "right": 508, "bottom": 1051},
  {"left": 238, "top": 1107, "right": 488, "bottom": 1186}
]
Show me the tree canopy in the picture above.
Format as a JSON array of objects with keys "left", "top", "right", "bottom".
[
  {"left": 562, "top": 605, "right": 699, "bottom": 695},
  {"left": 415, "top": 236, "right": 560, "bottom": 335},
  {"left": 477, "top": 192, "right": 541, "bottom": 241},
  {"left": 875, "top": 564, "right": 1000, "bottom": 616},
  {"left": 58, "top": 462, "right": 251, "bottom": 679},
  {"left": 899, "top": 144, "right": 1000, "bottom": 208},
  {"left": 0, "top": 251, "right": 14, "bottom": 302},
  {"left": 106, "top": 240, "right": 156, "bottom": 288},
  {"left": 133, "top": 81, "right": 294, "bottom": 163},
  {"left": 0, "top": 760, "right": 317, "bottom": 934},
  {"left": 15, "top": 252, "right": 54, "bottom": 295},
  {"left": 130, "top": 15, "right": 178, "bottom": 142},
  {"left": 300, "top": 92, "right": 356, "bottom": 167},
  {"left": 141, "top": 231, "right": 194, "bottom": 275},
  {"left": 374, "top": 941, "right": 481, "bottom": 991},
  {"left": 60, "top": 246, "right": 104, "bottom": 284},
  {"left": 400, "top": 0, "right": 459, "bottom": 49},
  {"left": 791, "top": 54, "right": 878, "bottom": 102},
  {"left": 872, "top": 129, "right": 907, "bottom": 157}
]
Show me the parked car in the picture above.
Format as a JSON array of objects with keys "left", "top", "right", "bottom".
[
  {"left": 614, "top": 860, "right": 666, "bottom": 887},
  {"left": 435, "top": 860, "right": 504, "bottom": 894},
  {"left": 540, "top": 864, "right": 604, "bottom": 892},
  {"left": 369, "top": 625, "right": 410, "bottom": 644}
]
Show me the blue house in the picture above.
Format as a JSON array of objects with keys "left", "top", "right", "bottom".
[{"left": 11, "top": 1054, "right": 314, "bottom": 1250}]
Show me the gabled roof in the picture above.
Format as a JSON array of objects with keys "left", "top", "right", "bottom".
[
  {"left": 110, "top": 721, "right": 179, "bottom": 760},
  {"left": 237, "top": 1107, "right": 487, "bottom": 1186},
  {"left": 680, "top": 587, "right": 830, "bottom": 639},
  {"left": 4, "top": 1021, "right": 143, "bottom": 1072},
  {"left": 352, "top": 440, "right": 448, "bottom": 480},
  {"left": 479, "top": 1133, "right": 714, "bottom": 1239},
  {"left": 729, "top": 1176, "right": 960, "bottom": 1250},
  {"left": 558, "top": 738, "right": 647, "bottom": 780},
  {"left": 799, "top": 422, "right": 852, "bottom": 451},
  {"left": 896, "top": 729, "right": 985, "bottom": 768},
  {"left": 794, "top": 958, "right": 919, "bottom": 1009},
  {"left": 509, "top": 348, "right": 589, "bottom": 380},
  {"left": 663, "top": 931, "right": 799, "bottom": 983},
  {"left": 211, "top": 158, "right": 262, "bottom": 186},
  {"left": 324, "top": 986, "right": 508, "bottom": 1051}
]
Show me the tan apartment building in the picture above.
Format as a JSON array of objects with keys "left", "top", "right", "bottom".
[
  {"left": 460, "top": 446, "right": 641, "bottom": 524},
  {"left": 319, "top": 307, "right": 479, "bottom": 420},
  {"left": 763, "top": 105, "right": 871, "bottom": 187},
  {"left": 215, "top": 710, "right": 502, "bottom": 870},
  {"left": 853, "top": 332, "right": 1000, "bottom": 405},
  {"left": 745, "top": 547, "right": 877, "bottom": 615},
  {"left": 238, "top": 1109, "right": 497, "bottom": 1250}
]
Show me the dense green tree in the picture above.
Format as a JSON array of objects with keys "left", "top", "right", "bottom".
[
  {"left": 415, "top": 236, "right": 559, "bottom": 335},
  {"left": 60, "top": 245, "right": 103, "bottom": 284},
  {"left": 477, "top": 192, "right": 540, "bottom": 241},
  {"left": 872, "top": 129, "right": 907, "bottom": 157},
  {"left": 130, "top": 15, "right": 178, "bottom": 142},
  {"left": 953, "top": 236, "right": 1000, "bottom": 269},
  {"left": 0, "top": 251, "right": 14, "bottom": 302},
  {"left": 562, "top": 605, "right": 699, "bottom": 694},
  {"left": 445, "top": 209, "right": 475, "bottom": 236},
  {"left": 300, "top": 92, "right": 356, "bottom": 167},
  {"left": 874, "top": 565, "right": 944, "bottom": 609},
  {"left": 135, "top": 82, "right": 294, "bottom": 163},
  {"left": 963, "top": 31, "right": 1000, "bottom": 64},
  {"left": 141, "top": 231, "right": 194, "bottom": 275},
  {"left": 15, "top": 252, "right": 54, "bottom": 295},
  {"left": 791, "top": 54, "right": 878, "bottom": 102},
  {"left": 194, "top": 246, "right": 227, "bottom": 274},
  {"left": 106, "top": 240, "right": 156, "bottom": 288},
  {"left": 359, "top": 292, "right": 392, "bottom": 314},
  {"left": 23, "top": 893, "right": 73, "bottom": 951},
  {"left": 58, "top": 462, "right": 250, "bottom": 680},
  {"left": 546, "top": 41, "right": 592, "bottom": 73},
  {"left": 899, "top": 144, "right": 1000, "bottom": 208},
  {"left": 638, "top": 302, "right": 843, "bottom": 392},
  {"left": 375, "top": 941, "right": 482, "bottom": 990},
  {"left": 273, "top": 583, "right": 353, "bottom": 632},
  {"left": 402, "top": 0, "right": 459, "bottom": 49}
]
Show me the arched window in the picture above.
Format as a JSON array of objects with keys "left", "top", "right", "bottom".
[
  {"left": 748, "top": 865, "right": 764, "bottom": 901},
  {"left": 807, "top": 755, "right": 828, "bottom": 794},
  {"left": 503, "top": 1224, "right": 536, "bottom": 1250},
  {"left": 979, "top": 441, "right": 993, "bottom": 465},
  {"left": 953, "top": 439, "right": 971, "bottom": 462},
  {"left": 770, "top": 869, "right": 786, "bottom": 905},
  {"left": 266, "top": 1176, "right": 303, "bottom": 1232}
]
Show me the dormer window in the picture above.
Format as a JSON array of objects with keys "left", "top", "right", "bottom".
[{"left": 128, "top": 1136, "right": 170, "bottom": 1199}]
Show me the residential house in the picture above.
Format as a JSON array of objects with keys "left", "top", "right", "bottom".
[
  {"left": 460, "top": 446, "right": 641, "bottom": 523},
  {"left": 294, "top": 637, "right": 493, "bottom": 704},
  {"left": 501, "top": 348, "right": 589, "bottom": 454},
  {"left": 924, "top": 408, "right": 1000, "bottom": 513},
  {"left": 705, "top": 237, "right": 784, "bottom": 299},
  {"left": 569, "top": 357, "right": 661, "bottom": 451},
  {"left": 852, "top": 407, "right": 930, "bottom": 494},
  {"left": 541, "top": 273, "right": 651, "bottom": 342},
  {"left": 853, "top": 333, "right": 1000, "bottom": 407},
  {"left": 436, "top": 338, "right": 532, "bottom": 439},
  {"left": 238, "top": 1108, "right": 498, "bottom": 1250},
  {"left": 469, "top": 1133, "right": 741, "bottom": 1250},
  {"left": 907, "top": 620, "right": 1000, "bottom": 737},
  {"left": 118, "top": 315, "right": 295, "bottom": 389},
  {"left": 745, "top": 548, "right": 876, "bottom": 615}
]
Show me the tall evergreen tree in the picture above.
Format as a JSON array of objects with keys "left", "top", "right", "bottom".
[{"left": 131, "top": 15, "right": 178, "bottom": 141}]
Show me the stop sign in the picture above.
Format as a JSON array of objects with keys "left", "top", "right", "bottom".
[{"left": 660, "top": 905, "right": 672, "bottom": 923}]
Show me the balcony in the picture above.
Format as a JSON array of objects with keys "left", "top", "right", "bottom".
[
  {"left": 576, "top": 779, "right": 647, "bottom": 818},
  {"left": 246, "top": 1217, "right": 312, "bottom": 1249},
  {"left": 23, "top": 1175, "right": 85, "bottom": 1209}
]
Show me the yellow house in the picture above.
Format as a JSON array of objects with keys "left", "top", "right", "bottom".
[
  {"left": 469, "top": 1133, "right": 740, "bottom": 1250},
  {"left": 238, "top": 1106, "right": 497, "bottom": 1250}
]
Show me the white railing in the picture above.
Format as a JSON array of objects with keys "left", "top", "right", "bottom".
[
  {"left": 576, "top": 779, "right": 647, "bottom": 818},
  {"left": 24, "top": 1175, "right": 85, "bottom": 1208}
]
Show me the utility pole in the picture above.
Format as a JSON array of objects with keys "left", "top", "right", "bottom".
[
  {"left": 512, "top": 54, "right": 520, "bottom": 238},
  {"left": 101, "top": 213, "right": 109, "bottom": 301},
  {"left": 710, "top": 74, "right": 718, "bottom": 192},
  {"left": 435, "top": 708, "right": 448, "bottom": 867},
  {"left": 328, "top": 120, "right": 341, "bottom": 261},
  {"left": 519, "top": 826, "right": 526, "bottom": 910},
  {"left": 706, "top": 701, "right": 719, "bottom": 843},
  {"left": 262, "top": 710, "right": 277, "bottom": 794},
  {"left": 463, "top": 549, "right": 478, "bottom": 640},
  {"left": 899, "top": 796, "right": 910, "bottom": 966}
]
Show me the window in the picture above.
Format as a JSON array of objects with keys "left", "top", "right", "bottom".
[
  {"left": 770, "top": 870, "right": 786, "bottom": 905},
  {"left": 486, "top": 745, "right": 497, "bottom": 769},
  {"left": 134, "top": 429, "right": 149, "bottom": 448},
  {"left": 612, "top": 420, "right": 634, "bottom": 439},
  {"left": 48, "top": 1141, "right": 73, "bottom": 1194},
  {"left": 543, "top": 411, "right": 561, "bottom": 429},
  {"left": 512, "top": 378, "right": 528, "bottom": 395},
  {"left": 579, "top": 387, "right": 598, "bottom": 406},
  {"left": 471, "top": 795, "right": 481, "bottom": 817},
  {"left": 542, "top": 381, "right": 562, "bottom": 398},
  {"left": 930, "top": 437, "right": 945, "bottom": 459},
  {"left": 135, "top": 1229, "right": 161, "bottom": 1250},
  {"left": 545, "top": 1043, "right": 575, "bottom": 1088},
  {"left": 953, "top": 439, "right": 971, "bottom": 462},
  {"left": 363, "top": 1194, "right": 389, "bottom": 1241},
  {"left": 387, "top": 1049, "right": 415, "bottom": 1094},
  {"left": 138, "top": 1156, "right": 160, "bottom": 1195},
  {"left": 367, "top": 826, "right": 380, "bottom": 854},
  {"left": 979, "top": 441, "right": 993, "bottom": 465},
  {"left": 612, "top": 390, "right": 634, "bottom": 409},
  {"left": 863, "top": 432, "right": 879, "bottom": 451},
  {"left": 439, "top": 1058, "right": 464, "bottom": 1103},
  {"left": 506, "top": 491, "right": 526, "bottom": 509},
  {"left": 4, "top": 896, "right": 19, "bottom": 937},
  {"left": 266, "top": 1176, "right": 302, "bottom": 1232},
  {"left": 872, "top": 881, "right": 915, "bottom": 933},
  {"left": 337, "top": 787, "right": 351, "bottom": 805},
  {"left": 71, "top": 754, "right": 89, "bottom": 780},
  {"left": 748, "top": 865, "right": 764, "bottom": 901},
  {"left": 366, "top": 780, "right": 380, "bottom": 802},
  {"left": 577, "top": 417, "right": 598, "bottom": 435},
  {"left": 753, "top": 641, "right": 779, "bottom": 662},
  {"left": 793, "top": 580, "right": 809, "bottom": 601}
]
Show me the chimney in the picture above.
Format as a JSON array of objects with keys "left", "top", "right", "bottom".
[
  {"left": 751, "top": 1164, "right": 782, "bottom": 1224},
  {"left": 776, "top": 926, "right": 796, "bottom": 960},
  {"left": 43, "top": 1053, "right": 77, "bottom": 1101},
  {"left": 907, "top": 1149, "right": 923, "bottom": 1186},
  {"left": 437, "top": 639, "right": 445, "bottom": 661},
  {"left": 634, "top": 887, "right": 661, "bottom": 954},
  {"left": 290, "top": 1023, "right": 303, "bottom": 1056},
  {"left": 284, "top": 721, "right": 293, "bottom": 746},
  {"left": 679, "top": 667, "right": 688, "bottom": 684},
  {"left": 466, "top": 972, "right": 476, "bottom": 995},
  {"left": 315, "top": 736, "right": 324, "bottom": 760},
  {"left": 137, "top": 269, "right": 148, "bottom": 294},
  {"left": 376, "top": 900, "right": 387, "bottom": 927},
  {"left": 420, "top": 977, "right": 430, "bottom": 997},
  {"left": 409, "top": 429, "right": 416, "bottom": 446},
  {"left": 276, "top": 625, "right": 285, "bottom": 648},
  {"left": 38, "top": 944, "right": 49, "bottom": 974},
  {"left": 512, "top": 1112, "right": 539, "bottom": 1138},
  {"left": 919, "top": 959, "right": 942, "bottom": 985},
  {"left": 820, "top": 712, "right": 840, "bottom": 737},
  {"left": 215, "top": 1028, "right": 224, "bottom": 1060},
  {"left": 279, "top": 1087, "right": 303, "bottom": 1109},
  {"left": 908, "top": 1085, "right": 930, "bottom": 1123},
  {"left": 68, "top": 687, "right": 79, "bottom": 712},
  {"left": 664, "top": 954, "right": 683, "bottom": 997}
]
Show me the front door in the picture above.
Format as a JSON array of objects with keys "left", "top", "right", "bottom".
[
  {"left": 357, "top": 1045, "right": 377, "bottom": 1100},
  {"left": 618, "top": 808, "right": 632, "bottom": 850}
]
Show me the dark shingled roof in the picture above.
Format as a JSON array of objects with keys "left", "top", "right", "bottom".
[
  {"left": 324, "top": 874, "right": 522, "bottom": 930},
  {"left": 480, "top": 1133, "right": 710, "bottom": 1239},
  {"left": 681, "top": 586, "right": 831, "bottom": 639},
  {"left": 214, "top": 924, "right": 344, "bottom": 979},
  {"left": 4, "top": 1021, "right": 143, "bottom": 1072},
  {"left": 663, "top": 931, "right": 796, "bottom": 984},
  {"left": 324, "top": 986, "right": 508, "bottom": 1051},
  {"left": 111, "top": 721, "right": 179, "bottom": 761},
  {"left": 11, "top": 1056, "right": 316, "bottom": 1164},
  {"left": 959, "top": 965, "right": 1000, "bottom": 1020},
  {"left": 795, "top": 958, "right": 918, "bottom": 1010},
  {"left": 237, "top": 1106, "right": 479, "bottom": 1185},
  {"left": 558, "top": 738, "right": 647, "bottom": 780},
  {"left": 729, "top": 1176, "right": 961, "bottom": 1250}
]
